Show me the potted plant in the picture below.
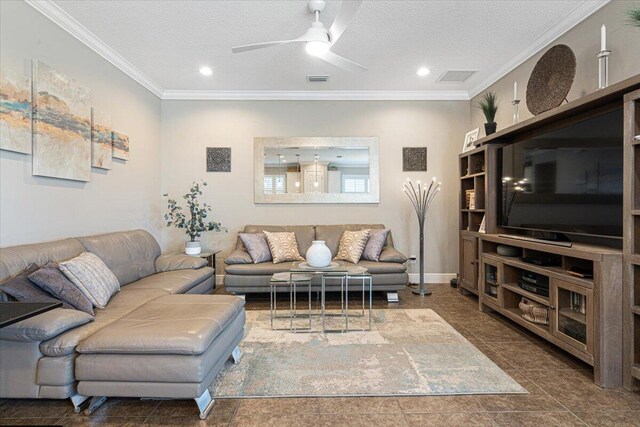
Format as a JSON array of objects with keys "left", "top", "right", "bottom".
[
  {"left": 628, "top": 6, "right": 640, "bottom": 27},
  {"left": 164, "top": 181, "right": 225, "bottom": 255},
  {"left": 478, "top": 91, "right": 498, "bottom": 135}
]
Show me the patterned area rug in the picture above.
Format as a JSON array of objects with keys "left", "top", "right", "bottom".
[{"left": 211, "top": 309, "right": 526, "bottom": 398}]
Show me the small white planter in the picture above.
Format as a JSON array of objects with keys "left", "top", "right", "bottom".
[
  {"left": 185, "top": 241, "right": 201, "bottom": 255},
  {"left": 306, "top": 240, "right": 332, "bottom": 268}
]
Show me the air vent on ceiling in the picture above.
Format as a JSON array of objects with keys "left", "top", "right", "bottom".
[
  {"left": 307, "top": 74, "right": 329, "bottom": 82},
  {"left": 437, "top": 70, "right": 478, "bottom": 83}
]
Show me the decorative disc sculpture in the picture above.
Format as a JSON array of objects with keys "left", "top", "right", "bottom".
[
  {"left": 404, "top": 178, "right": 441, "bottom": 296},
  {"left": 526, "top": 44, "right": 576, "bottom": 115}
]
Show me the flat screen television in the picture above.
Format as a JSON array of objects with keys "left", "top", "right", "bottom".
[{"left": 498, "top": 108, "right": 624, "bottom": 240}]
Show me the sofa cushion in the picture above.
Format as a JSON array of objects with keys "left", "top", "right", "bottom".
[
  {"left": 77, "top": 294, "right": 245, "bottom": 356},
  {"left": 350, "top": 260, "right": 407, "bottom": 274},
  {"left": 59, "top": 252, "right": 120, "bottom": 309},
  {"left": 155, "top": 254, "right": 207, "bottom": 272},
  {"left": 378, "top": 247, "right": 408, "bottom": 263},
  {"left": 263, "top": 231, "right": 304, "bottom": 264},
  {"left": 0, "top": 308, "right": 93, "bottom": 342},
  {"left": 238, "top": 233, "right": 272, "bottom": 263},
  {"left": 39, "top": 288, "right": 169, "bottom": 356},
  {"left": 77, "top": 230, "right": 161, "bottom": 286},
  {"left": 316, "top": 224, "right": 387, "bottom": 257},
  {"left": 239, "top": 225, "right": 315, "bottom": 255},
  {"left": 124, "top": 268, "right": 214, "bottom": 294},
  {"left": 0, "top": 264, "right": 68, "bottom": 307},
  {"left": 29, "top": 262, "right": 95, "bottom": 315},
  {"left": 361, "top": 229, "right": 390, "bottom": 262},
  {"left": 225, "top": 261, "right": 295, "bottom": 276},
  {"left": 224, "top": 249, "right": 253, "bottom": 265}
]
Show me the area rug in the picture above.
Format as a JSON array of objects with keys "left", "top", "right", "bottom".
[{"left": 210, "top": 309, "right": 526, "bottom": 398}]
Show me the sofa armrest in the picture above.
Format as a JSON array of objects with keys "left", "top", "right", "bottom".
[
  {"left": 378, "top": 247, "right": 408, "bottom": 263},
  {"left": 0, "top": 308, "right": 93, "bottom": 342},
  {"left": 224, "top": 249, "right": 253, "bottom": 265},
  {"left": 155, "top": 253, "right": 208, "bottom": 272}
]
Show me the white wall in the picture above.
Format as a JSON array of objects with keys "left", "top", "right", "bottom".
[
  {"left": 471, "top": 1, "right": 640, "bottom": 132},
  {"left": 0, "top": 1, "right": 162, "bottom": 246},
  {"left": 160, "top": 100, "right": 469, "bottom": 276}
]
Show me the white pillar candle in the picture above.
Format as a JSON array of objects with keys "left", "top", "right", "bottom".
[
  {"left": 601, "top": 24, "right": 606, "bottom": 51},
  {"left": 513, "top": 81, "right": 518, "bottom": 101}
]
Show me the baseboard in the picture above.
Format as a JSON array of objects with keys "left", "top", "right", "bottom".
[
  {"left": 216, "top": 273, "right": 456, "bottom": 287},
  {"left": 408, "top": 273, "right": 456, "bottom": 284}
]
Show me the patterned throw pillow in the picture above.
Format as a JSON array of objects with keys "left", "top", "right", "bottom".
[
  {"left": 238, "top": 233, "right": 272, "bottom": 264},
  {"left": 59, "top": 252, "right": 120, "bottom": 309},
  {"left": 335, "top": 229, "right": 370, "bottom": 264},
  {"left": 29, "top": 262, "right": 95, "bottom": 315},
  {"left": 361, "top": 229, "right": 390, "bottom": 262},
  {"left": 263, "top": 231, "right": 304, "bottom": 264}
]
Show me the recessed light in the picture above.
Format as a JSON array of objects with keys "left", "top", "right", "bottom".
[
  {"left": 416, "top": 67, "right": 430, "bottom": 77},
  {"left": 199, "top": 66, "right": 213, "bottom": 76}
]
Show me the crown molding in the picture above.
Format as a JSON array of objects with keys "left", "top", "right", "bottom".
[
  {"left": 467, "top": 0, "right": 610, "bottom": 99},
  {"left": 25, "top": 0, "right": 164, "bottom": 97},
  {"left": 161, "top": 90, "right": 470, "bottom": 101}
]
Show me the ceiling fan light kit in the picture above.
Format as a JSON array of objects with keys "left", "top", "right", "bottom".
[{"left": 231, "top": 0, "right": 367, "bottom": 73}]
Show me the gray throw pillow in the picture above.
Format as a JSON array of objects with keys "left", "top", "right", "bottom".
[
  {"left": 361, "top": 229, "right": 390, "bottom": 262},
  {"left": 29, "top": 262, "right": 95, "bottom": 316},
  {"left": 238, "top": 233, "right": 272, "bottom": 264},
  {"left": 0, "top": 264, "right": 70, "bottom": 308}
]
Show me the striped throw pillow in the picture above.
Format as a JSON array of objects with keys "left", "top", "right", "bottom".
[{"left": 59, "top": 252, "right": 120, "bottom": 309}]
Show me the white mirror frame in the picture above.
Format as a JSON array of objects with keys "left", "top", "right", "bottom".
[{"left": 254, "top": 137, "right": 380, "bottom": 204}]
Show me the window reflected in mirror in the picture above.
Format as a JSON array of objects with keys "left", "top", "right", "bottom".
[{"left": 263, "top": 147, "right": 370, "bottom": 195}]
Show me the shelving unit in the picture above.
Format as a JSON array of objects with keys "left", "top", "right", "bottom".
[
  {"left": 623, "top": 88, "right": 640, "bottom": 391},
  {"left": 479, "top": 235, "right": 621, "bottom": 386}
]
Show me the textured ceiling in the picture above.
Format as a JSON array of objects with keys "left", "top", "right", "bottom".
[{"left": 52, "top": 0, "right": 592, "bottom": 93}]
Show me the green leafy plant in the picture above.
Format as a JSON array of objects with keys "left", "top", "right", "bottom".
[
  {"left": 164, "top": 181, "right": 225, "bottom": 242},
  {"left": 628, "top": 6, "right": 640, "bottom": 27},
  {"left": 477, "top": 91, "right": 498, "bottom": 123}
]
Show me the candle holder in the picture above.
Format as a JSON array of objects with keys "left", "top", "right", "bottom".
[
  {"left": 597, "top": 49, "right": 611, "bottom": 89},
  {"left": 512, "top": 99, "right": 521, "bottom": 125}
]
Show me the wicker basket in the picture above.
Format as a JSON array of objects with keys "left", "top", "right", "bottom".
[{"left": 519, "top": 297, "right": 549, "bottom": 325}]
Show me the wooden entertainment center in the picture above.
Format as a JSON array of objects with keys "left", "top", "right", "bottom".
[{"left": 458, "top": 75, "right": 640, "bottom": 388}]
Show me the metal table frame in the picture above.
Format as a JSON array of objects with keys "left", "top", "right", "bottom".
[{"left": 270, "top": 273, "right": 313, "bottom": 332}]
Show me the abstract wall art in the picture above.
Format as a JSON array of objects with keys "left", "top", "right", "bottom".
[
  {"left": 402, "top": 147, "right": 427, "bottom": 172},
  {"left": 91, "top": 108, "right": 112, "bottom": 169},
  {"left": 32, "top": 60, "right": 91, "bottom": 181},
  {"left": 0, "top": 67, "right": 32, "bottom": 154},
  {"left": 206, "top": 147, "right": 231, "bottom": 172},
  {"left": 112, "top": 131, "right": 129, "bottom": 160}
]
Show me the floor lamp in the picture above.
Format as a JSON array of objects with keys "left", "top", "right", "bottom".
[{"left": 404, "top": 177, "right": 441, "bottom": 296}]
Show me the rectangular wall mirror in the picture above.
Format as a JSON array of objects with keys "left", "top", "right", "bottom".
[{"left": 254, "top": 137, "right": 380, "bottom": 204}]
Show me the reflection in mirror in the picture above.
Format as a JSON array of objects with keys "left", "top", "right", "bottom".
[{"left": 263, "top": 147, "right": 370, "bottom": 195}]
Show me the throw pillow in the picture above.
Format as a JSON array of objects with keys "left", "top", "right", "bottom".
[
  {"left": 263, "top": 231, "right": 304, "bottom": 264},
  {"left": 59, "top": 252, "right": 120, "bottom": 309},
  {"left": 0, "top": 264, "right": 69, "bottom": 307},
  {"left": 238, "top": 233, "right": 272, "bottom": 264},
  {"left": 29, "top": 262, "right": 95, "bottom": 315},
  {"left": 361, "top": 229, "right": 390, "bottom": 262},
  {"left": 335, "top": 229, "right": 370, "bottom": 264}
]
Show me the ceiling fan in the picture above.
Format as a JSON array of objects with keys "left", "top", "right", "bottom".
[{"left": 231, "top": 0, "right": 367, "bottom": 73}]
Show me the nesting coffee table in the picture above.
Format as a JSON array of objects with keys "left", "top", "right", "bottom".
[{"left": 270, "top": 261, "right": 373, "bottom": 333}]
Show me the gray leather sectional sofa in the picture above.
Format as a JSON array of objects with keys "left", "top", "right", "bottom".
[
  {"left": 224, "top": 224, "right": 408, "bottom": 296},
  {"left": 0, "top": 230, "right": 245, "bottom": 419}
]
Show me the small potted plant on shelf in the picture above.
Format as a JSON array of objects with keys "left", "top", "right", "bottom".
[
  {"left": 164, "top": 181, "right": 225, "bottom": 255},
  {"left": 627, "top": 6, "right": 640, "bottom": 27},
  {"left": 478, "top": 91, "right": 498, "bottom": 136}
]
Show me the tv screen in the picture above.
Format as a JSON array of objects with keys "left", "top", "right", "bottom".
[{"left": 499, "top": 108, "right": 624, "bottom": 239}]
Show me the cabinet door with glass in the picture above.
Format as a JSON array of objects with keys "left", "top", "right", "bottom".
[{"left": 550, "top": 278, "right": 593, "bottom": 355}]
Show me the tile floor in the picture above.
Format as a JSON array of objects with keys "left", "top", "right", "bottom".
[{"left": 1, "top": 284, "right": 639, "bottom": 426}]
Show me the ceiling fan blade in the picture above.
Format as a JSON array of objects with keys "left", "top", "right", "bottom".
[
  {"left": 317, "top": 50, "right": 367, "bottom": 73},
  {"left": 328, "top": 0, "right": 363, "bottom": 43},
  {"left": 231, "top": 39, "right": 305, "bottom": 53}
]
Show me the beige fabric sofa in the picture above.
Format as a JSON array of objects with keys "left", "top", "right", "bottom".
[
  {"left": 224, "top": 224, "right": 408, "bottom": 298},
  {"left": 0, "top": 230, "right": 245, "bottom": 419}
]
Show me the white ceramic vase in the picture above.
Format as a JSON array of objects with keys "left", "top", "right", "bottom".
[
  {"left": 306, "top": 240, "right": 331, "bottom": 268},
  {"left": 185, "top": 241, "right": 201, "bottom": 255}
]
